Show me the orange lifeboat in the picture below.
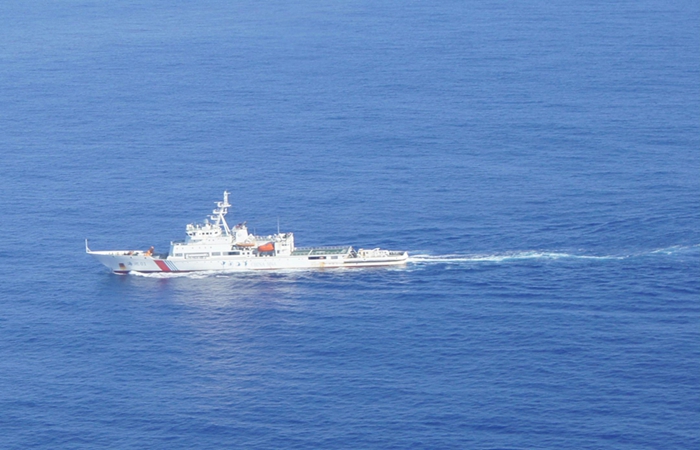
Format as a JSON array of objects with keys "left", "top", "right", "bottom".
[{"left": 257, "top": 242, "right": 274, "bottom": 252}]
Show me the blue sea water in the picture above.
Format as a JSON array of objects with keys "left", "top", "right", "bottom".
[{"left": 1, "top": 0, "right": 698, "bottom": 448}]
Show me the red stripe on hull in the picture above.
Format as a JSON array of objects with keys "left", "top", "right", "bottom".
[{"left": 154, "top": 260, "right": 171, "bottom": 272}]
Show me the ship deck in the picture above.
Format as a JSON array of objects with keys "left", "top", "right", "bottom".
[{"left": 290, "top": 246, "right": 351, "bottom": 256}]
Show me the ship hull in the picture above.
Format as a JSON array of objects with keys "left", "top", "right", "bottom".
[
  {"left": 88, "top": 250, "right": 408, "bottom": 274},
  {"left": 86, "top": 192, "right": 408, "bottom": 275}
]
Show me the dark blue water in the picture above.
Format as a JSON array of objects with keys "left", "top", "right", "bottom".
[{"left": 1, "top": 1, "right": 698, "bottom": 448}]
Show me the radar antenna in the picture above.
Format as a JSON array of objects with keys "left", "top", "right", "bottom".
[{"left": 209, "top": 191, "right": 232, "bottom": 235}]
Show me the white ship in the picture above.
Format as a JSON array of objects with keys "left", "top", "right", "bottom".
[{"left": 87, "top": 192, "right": 408, "bottom": 274}]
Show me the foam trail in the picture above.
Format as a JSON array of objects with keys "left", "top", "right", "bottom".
[
  {"left": 409, "top": 245, "right": 699, "bottom": 265},
  {"left": 129, "top": 268, "right": 316, "bottom": 279},
  {"left": 130, "top": 270, "right": 234, "bottom": 279},
  {"left": 130, "top": 269, "right": 297, "bottom": 279},
  {"left": 649, "top": 244, "right": 700, "bottom": 255},
  {"left": 408, "top": 251, "right": 627, "bottom": 264}
]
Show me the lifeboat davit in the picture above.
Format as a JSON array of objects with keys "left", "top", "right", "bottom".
[{"left": 257, "top": 242, "right": 274, "bottom": 252}]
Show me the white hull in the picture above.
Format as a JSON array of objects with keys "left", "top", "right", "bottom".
[
  {"left": 89, "top": 249, "right": 408, "bottom": 274},
  {"left": 87, "top": 192, "right": 408, "bottom": 274}
]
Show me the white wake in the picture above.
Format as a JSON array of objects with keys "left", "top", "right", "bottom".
[{"left": 408, "top": 244, "right": 698, "bottom": 265}]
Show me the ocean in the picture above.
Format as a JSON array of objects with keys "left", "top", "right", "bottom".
[{"left": 0, "top": 1, "right": 698, "bottom": 448}]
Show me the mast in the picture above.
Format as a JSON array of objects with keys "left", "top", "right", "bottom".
[{"left": 209, "top": 191, "right": 232, "bottom": 235}]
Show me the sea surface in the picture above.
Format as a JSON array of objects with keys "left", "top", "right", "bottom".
[{"left": 0, "top": 1, "right": 698, "bottom": 448}]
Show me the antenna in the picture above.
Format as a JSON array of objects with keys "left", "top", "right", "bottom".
[
  {"left": 210, "top": 191, "right": 231, "bottom": 235},
  {"left": 277, "top": 217, "right": 280, "bottom": 234}
]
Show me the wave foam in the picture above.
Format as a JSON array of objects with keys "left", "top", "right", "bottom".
[
  {"left": 649, "top": 244, "right": 700, "bottom": 255},
  {"left": 130, "top": 270, "right": 229, "bottom": 279},
  {"left": 408, "top": 251, "right": 626, "bottom": 264},
  {"left": 409, "top": 244, "right": 698, "bottom": 265}
]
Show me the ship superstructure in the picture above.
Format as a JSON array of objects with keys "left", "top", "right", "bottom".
[{"left": 87, "top": 192, "right": 408, "bottom": 274}]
